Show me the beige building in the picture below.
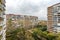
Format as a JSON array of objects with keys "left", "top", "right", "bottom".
[
  {"left": 6, "top": 14, "right": 38, "bottom": 30},
  {"left": 0, "top": 0, "right": 6, "bottom": 40},
  {"left": 47, "top": 3, "right": 60, "bottom": 32}
]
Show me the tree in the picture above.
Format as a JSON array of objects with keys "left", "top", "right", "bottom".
[
  {"left": 56, "top": 33, "right": 60, "bottom": 40},
  {"left": 36, "top": 25, "right": 47, "bottom": 31},
  {"left": 7, "top": 19, "right": 13, "bottom": 32},
  {"left": 31, "top": 28, "right": 57, "bottom": 40},
  {"left": 32, "top": 28, "right": 47, "bottom": 40},
  {"left": 6, "top": 28, "right": 26, "bottom": 40}
]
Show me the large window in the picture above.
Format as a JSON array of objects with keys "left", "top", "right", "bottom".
[
  {"left": 58, "top": 13, "right": 60, "bottom": 23},
  {"left": 57, "top": 6, "right": 60, "bottom": 10},
  {"left": 53, "top": 7, "right": 57, "bottom": 13}
]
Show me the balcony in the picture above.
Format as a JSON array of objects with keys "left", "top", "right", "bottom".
[
  {"left": 56, "top": 27, "right": 60, "bottom": 32},
  {"left": 0, "top": 0, "right": 5, "bottom": 5},
  {"left": 0, "top": 22, "right": 4, "bottom": 26},
  {"left": 0, "top": 31, "right": 2, "bottom": 35},
  {"left": 54, "top": 13, "right": 57, "bottom": 15},
  {"left": 0, "top": 17, "right": 4, "bottom": 21},
  {"left": 0, "top": 3, "right": 5, "bottom": 11},
  {"left": 57, "top": 23, "right": 60, "bottom": 27},
  {"left": 0, "top": 26, "right": 2, "bottom": 30},
  {"left": 58, "top": 10, "right": 60, "bottom": 13}
]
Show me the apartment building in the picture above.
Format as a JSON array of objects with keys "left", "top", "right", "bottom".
[
  {"left": 0, "top": 0, "right": 6, "bottom": 40},
  {"left": 6, "top": 14, "right": 38, "bottom": 30},
  {"left": 47, "top": 3, "right": 60, "bottom": 32}
]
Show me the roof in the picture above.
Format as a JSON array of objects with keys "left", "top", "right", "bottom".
[{"left": 48, "top": 3, "right": 60, "bottom": 8}]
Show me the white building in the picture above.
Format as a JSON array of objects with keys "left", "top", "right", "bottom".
[
  {"left": 48, "top": 3, "right": 60, "bottom": 32},
  {"left": 0, "top": 0, "right": 6, "bottom": 40}
]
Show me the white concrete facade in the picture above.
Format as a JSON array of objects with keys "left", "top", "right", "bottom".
[
  {"left": 52, "top": 3, "right": 60, "bottom": 32},
  {"left": 0, "top": 0, "right": 6, "bottom": 40}
]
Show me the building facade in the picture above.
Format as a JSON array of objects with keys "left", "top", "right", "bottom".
[
  {"left": 47, "top": 3, "right": 60, "bottom": 32},
  {"left": 0, "top": 0, "right": 6, "bottom": 40},
  {"left": 6, "top": 14, "right": 38, "bottom": 30}
]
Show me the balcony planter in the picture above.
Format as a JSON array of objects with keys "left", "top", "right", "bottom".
[
  {"left": 0, "top": 26, "right": 2, "bottom": 31},
  {"left": 0, "top": 17, "right": 4, "bottom": 22},
  {"left": 0, "top": 35, "right": 2, "bottom": 40}
]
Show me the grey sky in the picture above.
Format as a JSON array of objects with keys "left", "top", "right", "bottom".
[{"left": 6, "top": 0, "right": 60, "bottom": 20}]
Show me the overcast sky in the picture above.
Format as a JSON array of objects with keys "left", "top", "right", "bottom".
[{"left": 6, "top": 0, "right": 60, "bottom": 20}]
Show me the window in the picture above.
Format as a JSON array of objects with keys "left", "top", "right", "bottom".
[
  {"left": 57, "top": 6, "right": 60, "bottom": 10},
  {"left": 53, "top": 7, "right": 57, "bottom": 13}
]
